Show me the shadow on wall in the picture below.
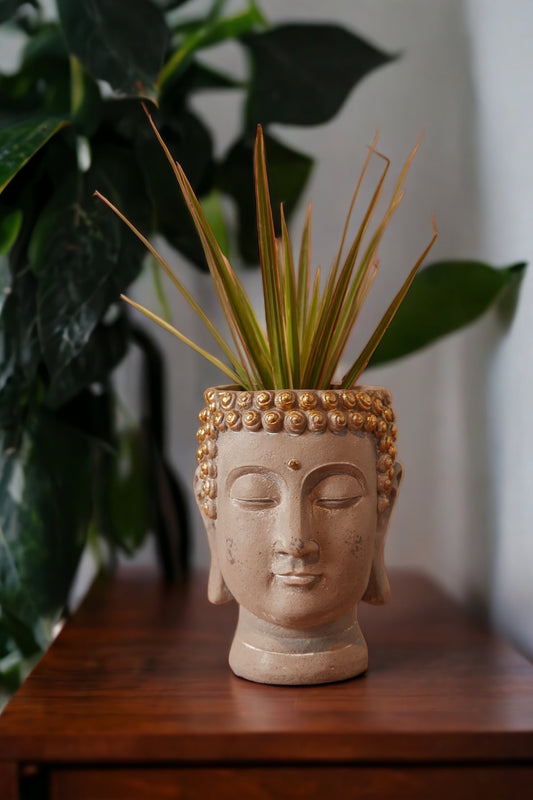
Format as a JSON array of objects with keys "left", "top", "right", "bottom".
[
  {"left": 462, "top": 0, "right": 533, "bottom": 657},
  {"left": 461, "top": 279, "right": 525, "bottom": 622}
]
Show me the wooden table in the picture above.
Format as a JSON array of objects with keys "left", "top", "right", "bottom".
[{"left": 1, "top": 569, "right": 532, "bottom": 799}]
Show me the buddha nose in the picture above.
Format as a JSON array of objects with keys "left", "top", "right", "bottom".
[{"left": 274, "top": 502, "right": 319, "bottom": 559}]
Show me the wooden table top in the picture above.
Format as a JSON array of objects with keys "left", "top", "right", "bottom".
[{"left": 1, "top": 568, "right": 532, "bottom": 766}]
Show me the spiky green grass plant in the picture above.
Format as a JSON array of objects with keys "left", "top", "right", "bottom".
[{"left": 95, "top": 112, "right": 437, "bottom": 390}]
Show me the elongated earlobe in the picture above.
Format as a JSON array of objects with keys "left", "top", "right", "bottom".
[
  {"left": 363, "top": 551, "right": 390, "bottom": 605},
  {"left": 207, "top": 562, "right": 233, "bottom": 604},
  {"left": 363, "top": 462, "right": 403, "bottom": 605},
  {"left": 203, "top": 517, "right": 233, "bottom": 605}
]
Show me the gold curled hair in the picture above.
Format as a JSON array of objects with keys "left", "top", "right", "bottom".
[{"left": 195, "top": 387, "right": 398, "bottom": 520}]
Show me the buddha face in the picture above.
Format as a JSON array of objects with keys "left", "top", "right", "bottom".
[{"left": 201, "top": 428, "right": 400, "bottom": 630}]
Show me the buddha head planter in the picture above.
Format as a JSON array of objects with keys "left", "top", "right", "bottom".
[
  {"left": 195, "top": 385, "right": 402, "bottom": 685},
  {"left": 98, "top": 119, "right": 433, "bottom": 686}
]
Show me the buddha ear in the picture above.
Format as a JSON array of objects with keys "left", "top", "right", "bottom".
[
  {"left": 194, "top": 470, "right": 233, "bottom": 605},
  {"left": 203, "top": 516, "right": 234, "bottom": 605},
  {"left": 363, "top": 462, "right": 403, "bottom": 605}
]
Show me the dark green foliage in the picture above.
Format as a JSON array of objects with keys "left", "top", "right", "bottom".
[
  {"left": 57, "top": 0, "right": 170, "bottom": 96},
  {"left": 45, "top": 313, "right": 129, "bottom": 409},
  {"left": 29, "top": 174, "right": 122, "bottom": 381},
  {"left": 244, "top": 24, "right": 394, "bottom": 126},
  {"left": 0, "top": 118, "right": 68, "bottom": 192},
  {"left": 0, "top": 413, "right": 92, "bottom": 648},
  {"left": 369, "top": 261, "right": 527, "bottom": 366}
]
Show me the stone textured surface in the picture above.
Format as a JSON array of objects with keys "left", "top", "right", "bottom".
[{"left": 196, "top": 387, "right": 402, "bottom": 685}]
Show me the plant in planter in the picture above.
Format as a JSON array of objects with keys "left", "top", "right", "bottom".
[
  {"left": 96, "top": 116, "right": 441, "bottom": 684},
  {"left": 99, "top": 112, "right": 527, "bottom": 684}
]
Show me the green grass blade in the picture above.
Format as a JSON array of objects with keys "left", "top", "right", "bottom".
[
  {"left": 341, "top": 214, "right": 438, "bottom": 387},
  {"left": 300, "top": 267, "right": 322, "bottom": 372},
  {"left": 121, "top": 294, "right": 243, "bottom": 385},
  {"left": 297, "top": 202, "right": 312, "bottom": 342},
  {"left": 189, "top": 196, "right": 273, "bottom": 384},
  {"left": 254, "top": 124, "right": 290, "bottom": 387},
  {"left": 301, "top": 152, "right": 390, "bottom": 387},
  {"left": 280, "top": 205, "right": 300, "bottom": 386},
  {"left": 318, "top": 260, "right": 379, "bottom": 388},
  {"left": 331, "top": 131, "right": 379, "bottom": 282},
  {"left": 94, "top": 190, "right": 248, "bottom": 383},
  {"left": 142, "top": 107, "right": 274, "bottom": 385},
  {"left": 213, "top": 266, "right": 265, "bottom": 388},
  {"left": 325, "top": 175, "right": 408, "bottom": 374},
  {"left": 300, "top": 259, "right": 338, "bottom": 385},
  {"left": 390, "top": 133, "right": 424, "bottom": 205},
  {"left": 317, "top": 194, "right": 405, "bottom": 387}
]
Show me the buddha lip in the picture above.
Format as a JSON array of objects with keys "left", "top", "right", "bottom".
[
  {"left": 274, "top": 571, "right": 319, "bottom": 577},
  {"left": 274, "top": 572, "right": 322, "bottom": 586}
]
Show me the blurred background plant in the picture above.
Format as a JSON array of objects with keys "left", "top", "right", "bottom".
[{"left": 0, "top": 0, "right": 525, "bottom": 696}]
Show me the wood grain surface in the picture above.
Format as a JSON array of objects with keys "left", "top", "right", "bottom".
[{"left": 1, "top": 568, "right": 533, "bottom": 767}]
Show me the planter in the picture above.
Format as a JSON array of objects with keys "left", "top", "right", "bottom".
[{"left": 195, "top": 386, "right": 402, "bottom": 686}]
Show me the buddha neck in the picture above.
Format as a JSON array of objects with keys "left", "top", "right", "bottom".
[{"left": 229, "top": 605, "right": 368, "bottom": 685}]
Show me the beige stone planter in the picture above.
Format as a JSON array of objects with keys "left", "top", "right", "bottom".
[{"left": 195, "top": 386, "right": 402, "bottom": 686}]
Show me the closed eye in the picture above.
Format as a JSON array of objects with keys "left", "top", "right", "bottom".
[
  {"left": 311, "top": 472, "right": 365, "bottom": 509},
  {"left": 314, "top": 495, "right": 362, "bottom": 509},
  {"left": 230, "top": 472, "right": 280, "bottom": 508},
  {"left": 233, "top": 497, "right": 278, "bottom": 509}
]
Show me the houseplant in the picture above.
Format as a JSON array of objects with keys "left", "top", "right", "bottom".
[{"left": 97, "top": 115, "right": 440, "bottom": 684}]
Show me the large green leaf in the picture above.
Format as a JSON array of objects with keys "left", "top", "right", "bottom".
[
  {"left": 57, "top": 0, "right": 170, "bottom": 96},
  {"left": 368, "top": 261, "right": 527, "bottom": 367},
  {"left": 218, "top": 131, "right": 312, "bottom": 264},
  {"left": 0, "top": 257, "right": 41, "bottom": 428},
  {"left": 28, "top": 175, "right": 121, "bottom": 381},
  {"left": 0, "top": 117, "right": 68, "bottom": 194},
  {"left": 0, "top": 413, "right": 93, "bottom": 645},
  {"left": 244, "top": 24, "right": 394, "bottom": 126},
  {"left": 27, "top": 140, "right": 149, "bottom": 386},
  {"left": 46, "top": 313, "right": 130, "bottom": 408}
]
